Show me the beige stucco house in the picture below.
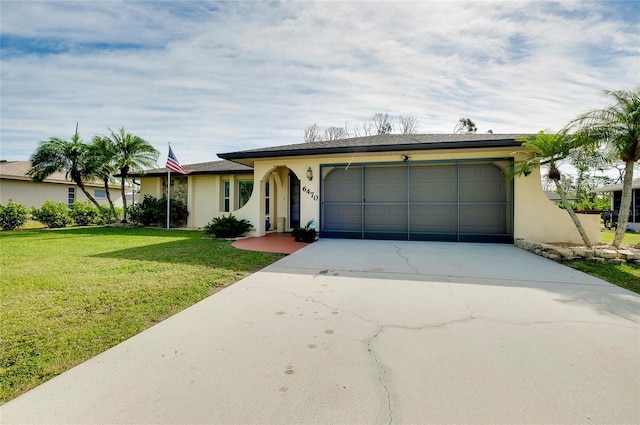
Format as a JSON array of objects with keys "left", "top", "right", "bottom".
[
  {"left": 133, "top": 134, "right": 600, "bottom": 245},
  {"left": 0, "top": 160, "right": 123, "bottom": 209}
]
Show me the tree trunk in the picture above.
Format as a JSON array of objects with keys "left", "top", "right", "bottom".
[
  {"left": 121, "top": 176, "right": 128, "bottom": 222},
  {"left": 554, "top": 179, "right": 592, "bottom": 247},
  {"left": 74, "top": 179, "right": 103, "bottom": 211},
  {"left": 102, "top": 178, "right": 118, "bottom": 221},
  {"left": 612, "top": 160, "right": 634, "bottom": 247}
]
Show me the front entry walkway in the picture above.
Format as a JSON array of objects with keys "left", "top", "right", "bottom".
[
  {"left": 232, "top": 232, "right": 310, "bottom": 254},
  {"left": 2, "top": 240, "right": 639, "bottom": 424}
]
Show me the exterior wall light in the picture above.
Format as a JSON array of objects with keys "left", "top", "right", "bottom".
[
  {"left": 402, "top": 155, "right": 410, "bottom": 162},
  {"left": 306, "top": 167, "right": 313, "bottom": 181}
]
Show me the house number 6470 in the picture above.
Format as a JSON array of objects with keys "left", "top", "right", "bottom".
[{"left": 302, "top": 186, "right": 319, "bottom": 201}]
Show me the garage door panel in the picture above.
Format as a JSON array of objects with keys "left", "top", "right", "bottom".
[
  {"left": 410, "top": 165, "right": 457, "bottom": 202},
  {"left": 365, "top": 205, "right": 407, "bottom": 232},
  {"left": 324, "top": 205, "right": 362, "bottom": 231},
  {"left": 324, "top": 167, "right": 362, "bottom": 203},
  {"left": 409, "top": 205, "right": 457, "bottom": 232},
  {"left": 459, "top": 164, "right": 506, "bottom": 203},
  {"left": 365, "top": 166, "right": 407, "bottom": 203},
  {"left": 459, "top": 205, "right": 507, "bottom": 234}
]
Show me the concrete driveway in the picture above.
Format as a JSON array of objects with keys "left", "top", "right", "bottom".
[{"left": 2, "top": 240, "right": 639, "bottom": 424}]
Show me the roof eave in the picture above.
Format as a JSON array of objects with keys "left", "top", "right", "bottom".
[{"left": 218, "top": 139, "right": 522, "bottom": 160}]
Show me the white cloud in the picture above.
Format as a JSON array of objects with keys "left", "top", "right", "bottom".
[{"left": 1, "top": 0, "right": 638, "bottom": 165}]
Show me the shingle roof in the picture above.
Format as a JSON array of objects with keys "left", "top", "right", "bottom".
[
  {"left": 127, "top": 160, "right": 254, "bottom": 177},
  {"left": 0, "top": 161, "right": 112, "bottom": 187},
  {"left": 218, "top": 133, "right": 524, "bottom": 160},
  {"left": 593, "top": 178, "right": 640, "bottom": 193}
]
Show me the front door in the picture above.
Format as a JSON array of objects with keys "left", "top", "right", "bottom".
[{"left": 289, "top": 171, "right": 300, "bottom": 229}]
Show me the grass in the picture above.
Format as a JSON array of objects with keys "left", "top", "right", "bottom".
[
  {"left": 562, "top": 229, "right": 640, "bottom": 294},
  {"left": 599, "top": 229, "right": 640, "bottom": 246},
  {"left": 564, "top": 260, "right": 640, "bottom": 294},
  {"left": 0, "top": 226, "right": 283, "bottom": 403}
]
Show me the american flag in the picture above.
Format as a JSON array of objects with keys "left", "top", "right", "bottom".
[{"left": 166, "top": 146, "right": 190, "bottom": 174}]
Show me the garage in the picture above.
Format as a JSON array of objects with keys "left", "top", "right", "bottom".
[{"left": 321, "top": 159, "right": 513, "bottom": 242}]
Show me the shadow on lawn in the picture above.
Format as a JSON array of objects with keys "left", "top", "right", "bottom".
[{"left": 89, "top": 235, "right": 283, "bottom": 272}]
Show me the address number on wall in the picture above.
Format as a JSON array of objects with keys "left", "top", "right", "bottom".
[{"left": 302, "top": 186, "right": 319, "bottom": 201}]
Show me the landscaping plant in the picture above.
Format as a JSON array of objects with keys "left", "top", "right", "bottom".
[
  {"left": 70, "top": 200, "right": 104, "bottom": 226},
  {"left": 0, "top": 200, "right": 30, "bottom": 231},
  {"left": 204, "top": 214, "right": 253, "bottom": 238},
  {"left": 31, "top": 200, "right": 72, "bottom": 228}
]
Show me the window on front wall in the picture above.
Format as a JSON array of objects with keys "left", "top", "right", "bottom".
[
  {"left": 238, "top": 180, "right": 253, "bottom": 209},
  {"left": 265, "top": 181, "right": 270, "bottom": 216},
  {"left": 94, "top": 189, "right": 106, "bottom": 198},
  {"left": 223, "top": 180, "right": 230, "bottom": 212},
  {"left": 68, "top": 188, "right": 75, "bottom": 207}
]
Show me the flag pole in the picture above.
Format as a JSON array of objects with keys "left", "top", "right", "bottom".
[{"left": 167, "top": 143, "right": 171, "bottom": 230}]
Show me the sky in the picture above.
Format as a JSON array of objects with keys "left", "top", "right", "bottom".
[{"left": 1, "top": 0, "right": 639, "bottom": 167}]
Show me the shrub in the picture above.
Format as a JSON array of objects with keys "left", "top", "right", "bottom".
[
  {"left": 205, "top": 214, "right": 253, "bottom": 238},
  {"left": 291, "top": 219, "right": 318, "bottom": 242},
  {"left": 99, "top": 205, "right": 122, "bottom": 223},
  {"left": 128, "top": 195, "right": 189, "bottom": 227},
  {"left": 32, "top": 201, "right": 72, "bottom": 228},
  {"left": 0, "top": 200, "right": 30, "bottom": 231},
  {"left": 70, "top": 201, "right": 103, "bottom": 226},
  {"left": 128, "top": 195, "right": 160, "bottom": 226}
]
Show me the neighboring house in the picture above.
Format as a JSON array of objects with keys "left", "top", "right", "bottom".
[
  {"left": 128, "top": 160, "right": 254, "bottom": 228},
  {"left": 0, "top": 160, "right": 123, "bottom": 209},
  {"left": 594, "top": 178, "right": 640, "bottom": 231},
  {"left": 134, "top": 134, "right": 600, "bottom": 245},
  {"left": 544, "top": 191, "right": 578, "bottom": 203}
]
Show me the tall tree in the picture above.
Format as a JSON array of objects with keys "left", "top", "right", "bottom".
[
  {"left": 304, "top": 123, "right": 322, "bottom": 143},
  {"left": 28, "top": 126, "right": 103, "bottom": 211},
  {"left": 510, "top": 131, "right": 592, "bottom": 247},
  {"left": 399, "top": 115, "right": 419, "bottom": 134},
  {"left": 106, "top": 128, "right": 159, "bottom": 222},
  {"left": 570, "top": 88, "right": 640, "bottom": 247},
  {"left": 323, "top": 126, "right": 349, "bottom": 141},
  {"left": 454, "top": 118, "right": 477, "bottom": 134},
  {"left": 89, "top": 136, "right": 119, "bottom": 221},
  {"left": 372, "top": 112, "right": 393, "bottom": 135}
]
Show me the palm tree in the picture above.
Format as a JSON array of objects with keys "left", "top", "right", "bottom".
[
  {"left": 106, "top": 128, "right": 159, "bottom": 222},
  {"left": 28, "top": 126, "right": 103, "bottom": 211},
  {"left": 89, "top": 136, "right": 119, "bottom": 221},
  {"left": 570, "top": 88, "right": 640, "bottom": 247},
  {"left": 511, "top": 131, "right": 592, "bottom": 247}
]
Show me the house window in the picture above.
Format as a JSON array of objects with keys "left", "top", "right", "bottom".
[
  {"left": 68, "top": 188, "right": 75, "bottom": 207},
  {"left": 238, "top": 180, "right": 254, "bottom": 209},
  {"left": 94, "top": 189, "right": 107, "bottom": 198},
  {"left": 265, "top": 181, "right": 270, "bottom": 216},
  {"left": 223, "top": 181, "right": 230, "bottom": 212}
]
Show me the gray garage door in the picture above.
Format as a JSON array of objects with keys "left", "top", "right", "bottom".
[{"left": 321, "top": 160, "right": 513, "bottom": 242}]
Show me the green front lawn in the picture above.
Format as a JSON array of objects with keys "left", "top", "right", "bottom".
[
  {"left": 599, "top": 229, "right": 640, "bottom": 246},
  {"left": 0, "top": 227, "right": 283, "bottom": 403},
  {"left": 562, "top": 229, "right": 640, "bottom": 294}
]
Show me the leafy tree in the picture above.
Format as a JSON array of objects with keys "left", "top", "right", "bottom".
[
  {"left": 28, "top": 126, "right": 103, "bottom": 211},
  {"left": 0, "top": 200, "right": 29, "bottom": 231},
  {"left": 570, "top": 88, "right": 640, "bottom": 247},
  {"left": 510, "top": 131, "right": 592, "bottom": 247},
  {"left": 105, "top": 128, "right": 159, "bottom": 222},
  {"left": 454, "top": 118, "right": 477, "bottom": 134}
]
